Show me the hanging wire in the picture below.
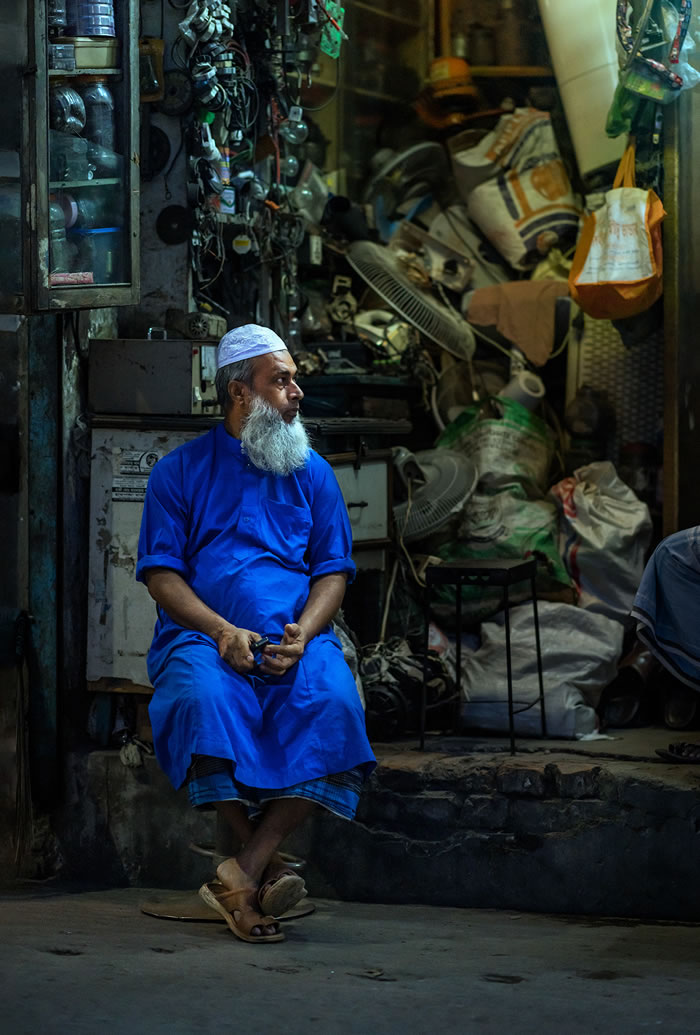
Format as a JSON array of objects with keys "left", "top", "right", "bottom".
[
  {"left": 162, "top": 117, "right": 186, "bottom": 200},
  {"left": 170, "top": 34, "right": 191, "bottom": 70},
  {"left": 303, "top": 51, "right": 342, "bottom": 112},
  {"left": 396, "top": 479, "right": 427, "bottom": 588}
]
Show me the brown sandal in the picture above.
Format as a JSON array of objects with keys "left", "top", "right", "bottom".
[
  {"left": 199, "top": 882, "right": 285, "bottom": 943},
  {"left": 258, "top": 869, "right": 306, "bottom": 917}
]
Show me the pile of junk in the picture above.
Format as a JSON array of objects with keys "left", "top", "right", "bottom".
[{"left": 282, "top": 3, "right": 700, "bottom": 745}]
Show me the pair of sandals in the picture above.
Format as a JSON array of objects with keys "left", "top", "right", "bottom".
[
  {"left": 656, "top": 742, "right": 700, "bottom": 764},
  {"left": 199, "top": 868, "right": 307, "bottom": 944}
]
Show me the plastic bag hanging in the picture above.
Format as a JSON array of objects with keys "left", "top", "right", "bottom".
[{"left": 568, "top": 142, "right": 666, "bottom": 321}]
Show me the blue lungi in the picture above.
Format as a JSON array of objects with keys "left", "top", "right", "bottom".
[
  {"left": 136, "top": 423, "right": 376, "bottom": 792},
  {"left": 631, "top": 527, "right": 700, "bottom": 691}
]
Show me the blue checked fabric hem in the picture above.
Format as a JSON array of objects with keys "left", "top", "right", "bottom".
[{"left": 186, "top": 756, "right": 364, "bottom": 821}]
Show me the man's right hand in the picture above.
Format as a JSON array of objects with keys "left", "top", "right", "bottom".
[
  {"left": 214, "top": 623, "right": 261, "bottom": 674},
  {"left": 144, "top": 570, "right": 261, "bottom": 674}
]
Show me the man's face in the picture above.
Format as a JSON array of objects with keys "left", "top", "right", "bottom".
[{"left": 247, "top": 350, "right": 303, "bottom": 424}]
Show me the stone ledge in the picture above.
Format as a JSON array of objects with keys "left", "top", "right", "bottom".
[{"left": 49, "top": 743, "right": 700, "bottom": 920}]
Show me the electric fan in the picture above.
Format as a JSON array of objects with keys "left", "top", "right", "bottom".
[
  {"left": 363, "top": 143, "right": 450, "bottom": 242},
  {"left": 346, "top": 240, "right": 476, "bottom": 362},
  {"left": 393, "top": 447, "right": 478, "bottom": 543},
  {"left": 362, "top": 142, "right": 448, "bottom": 208}
]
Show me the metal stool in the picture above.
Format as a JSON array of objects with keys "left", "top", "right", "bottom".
[{"left": 420, "top": 557, "right": 547, "bottom": 754}]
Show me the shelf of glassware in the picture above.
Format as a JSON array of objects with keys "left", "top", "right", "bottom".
[
  {"left": 470, "top": 65, "right": 554, "bottom": 78},
  {"left": 300, "top": 0, "right": 432, "bottom": 179},
  {"left": 35, "top": 0, "right": 140, "bottom": 311}
]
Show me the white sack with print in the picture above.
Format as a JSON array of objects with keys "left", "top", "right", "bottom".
[{"left": 550, "top": 461, "right": 652, "bottom": 623}]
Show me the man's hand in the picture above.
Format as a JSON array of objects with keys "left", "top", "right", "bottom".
[
  {"left": 215, "top": 623, "right": 262, "bottom": 674},
  {"left": 258, "top": 623, "right": 306, "bottom": 676}
]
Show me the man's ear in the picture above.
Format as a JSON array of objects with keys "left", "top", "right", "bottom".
[{"left": 227, "top": 379, "right": 249, "bottom": 407}]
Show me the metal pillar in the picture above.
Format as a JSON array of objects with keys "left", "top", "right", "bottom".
[
  {"left": 663, "top": 95, "right": 700, "bottom": 534},
  {"left": 27, "top": 314, "right": 60, "bottom": 809}
]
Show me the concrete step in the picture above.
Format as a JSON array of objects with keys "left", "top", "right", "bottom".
[{"left": 53, "top": 729, "right": 700, "bottom": 921}]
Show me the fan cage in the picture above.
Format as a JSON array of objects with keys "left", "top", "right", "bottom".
[
  {"left": 347, "top": 242, "right": 475, "bottom": 362},
  {"left": 393, "top": 450, "right": 478, "bottom": 541}
]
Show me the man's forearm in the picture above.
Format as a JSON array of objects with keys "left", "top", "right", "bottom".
[
  {"left": 297, "top": 573, "right": 347, "bottom": 643},
  {"left": 145, "top": 568, "right": 229, "bottom": 640}
]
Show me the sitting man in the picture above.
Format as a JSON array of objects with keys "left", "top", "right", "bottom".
[
  {"left": 631, "top": 527, "right": 700, "bottom": 748},
  {"left": 136, "top": 324, "right": 375, "bottom": 943}
]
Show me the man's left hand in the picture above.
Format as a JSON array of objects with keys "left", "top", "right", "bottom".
[{"left": 258, "top": 623, "right": 306, "bottom": 676}]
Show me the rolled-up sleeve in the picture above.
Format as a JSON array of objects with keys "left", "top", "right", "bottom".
[
  {"left": 136, "top": 455, "right": 190, "bottom": 583},
  {"left": 307, "top": 457, "right": 356, "bottom": 583}
]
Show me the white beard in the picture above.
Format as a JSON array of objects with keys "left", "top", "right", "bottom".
[{"left": 240, "top": 394, "right": 310, "bottom": 475}]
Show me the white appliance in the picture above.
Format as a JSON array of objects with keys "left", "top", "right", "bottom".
[
  {"left": 86, "top": 424, "right": 199, "bottom": 690},
  {"left": 537, "top": 0, "right": 625, "bottom": 176}
]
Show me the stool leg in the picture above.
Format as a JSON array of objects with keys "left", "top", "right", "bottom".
[
  {"left": 504, "top": 584, "right": 515, "bottom": 756},
  {"left": 420, "top": 583, "right": 429, "bottom": 750},
  {"left": 531, "top": 576, "right": 547, "bottom": 737},
  {"left": 454, "top": 576, "right": 462, "bottom": 735}
]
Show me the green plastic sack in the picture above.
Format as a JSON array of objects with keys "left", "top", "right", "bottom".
[
  {"left": 434, "top": 396, "right": 573, "bottom": 622},
  {"left": 434, "top": 485, "right": 575, "bottom": 623},
  {"left": 437, "top": 396, "right": 554, "bottom": 497}
]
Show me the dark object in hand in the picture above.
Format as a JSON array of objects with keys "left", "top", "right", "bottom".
[{"left": 252, "top": 637, "right": 270, "bottom": 663}]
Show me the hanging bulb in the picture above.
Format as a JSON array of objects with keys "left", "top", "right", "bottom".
[
  {"left": 280, "top": 154, "right": 299, "bottom": 177},
  {"left": 296, "top": 184, "right": 315, "bottom": 206},
  {"left": 288, "top": 316, "right": 302, "bottom": 349},
  {"left": 279, "top": 119, "right": 309, "bottom": 145}
]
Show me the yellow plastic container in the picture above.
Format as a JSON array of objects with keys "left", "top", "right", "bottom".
[{"left": 55, "top": 36, "right": 120, "bottom": 70}]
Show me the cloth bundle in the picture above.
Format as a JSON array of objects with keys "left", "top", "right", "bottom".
[{"left": 450, "top": 108, "right": 580, "bottom": 271}]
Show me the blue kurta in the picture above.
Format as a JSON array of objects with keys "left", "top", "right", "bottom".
[
  {"left": 631, "top": 527, "right": 700, "bottom": 691},
  {"left": 136, "top": 423, "right": 376, "bottom": 790}
]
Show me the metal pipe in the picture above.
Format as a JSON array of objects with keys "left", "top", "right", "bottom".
[{"left": 439, "top": 0, "right": 452, "bottom": 57}]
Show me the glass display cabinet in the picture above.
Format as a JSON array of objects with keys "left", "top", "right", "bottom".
[{"left": 0, "top": 0, "right": 140, "bottom": 312}]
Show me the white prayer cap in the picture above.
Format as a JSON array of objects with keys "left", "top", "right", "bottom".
[{"left": 216, "top": 324, "right": 287, "bottom": 370}]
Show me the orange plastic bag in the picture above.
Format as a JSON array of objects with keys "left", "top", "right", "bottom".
[{"left": 568, "top": 145, "right": 665, "bottom": 320}]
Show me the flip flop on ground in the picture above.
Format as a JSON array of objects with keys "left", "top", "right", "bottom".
[{"left": 655, "top": 742, "right": 700, "bottom": 764}]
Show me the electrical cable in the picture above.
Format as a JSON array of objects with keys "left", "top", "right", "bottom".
[
  {"left": 303, "top": 50, "right": 342, "bottom": 112},
  {"left": 470, "top": 324, "right": 516, "bottom": 363},
  {"left": 396, "top": 479, "right": 427, "bottom": 589},
  {"left": 379, "top": 556, "right": 400, "bottom": 643},
  {"left": 542, "top": 398, "right": 567, "bottom": 477},
  {"left": 170, "top": 35, "right": 191, "bottom": 70},
  {"left": 162, "top": 117, "right": 186, "bottom": 200},
  {"left": 548, "top": 327, "right": 570, "bottom": 361}
]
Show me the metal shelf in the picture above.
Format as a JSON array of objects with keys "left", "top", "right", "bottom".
[
  {"left": 302, "top": 81, "right": 408, "bottom": 104},
  {"left": 49, "top": 178, "right": 121, "bottom": 188},
  {"left": 49, "top": 67, "right": 122, "bottom": 76},
  {"left": 350, "top": 0, "right": 422, "bottom": 29},
  {"left": 347, "top": 84, "right": 409, "bottom": 103},
  {"left": 470, "top": 65, "right": 554, "bottom": 78}
]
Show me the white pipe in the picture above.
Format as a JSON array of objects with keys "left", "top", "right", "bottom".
[{"left": 537, "top": 0, "right": 625, "bottom": 176}]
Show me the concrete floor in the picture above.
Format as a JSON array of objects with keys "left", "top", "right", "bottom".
[{"left": 3, "top": 886, "right": 700, "bottom": 1034}]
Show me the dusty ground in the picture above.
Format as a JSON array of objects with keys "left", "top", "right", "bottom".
[{"left": 2, "top": 885, "right": 699, "bottom": 1034}]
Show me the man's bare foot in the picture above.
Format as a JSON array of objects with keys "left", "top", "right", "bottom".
[{"left": 215, "top": 856, "right": 279, "bottom": 937}]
